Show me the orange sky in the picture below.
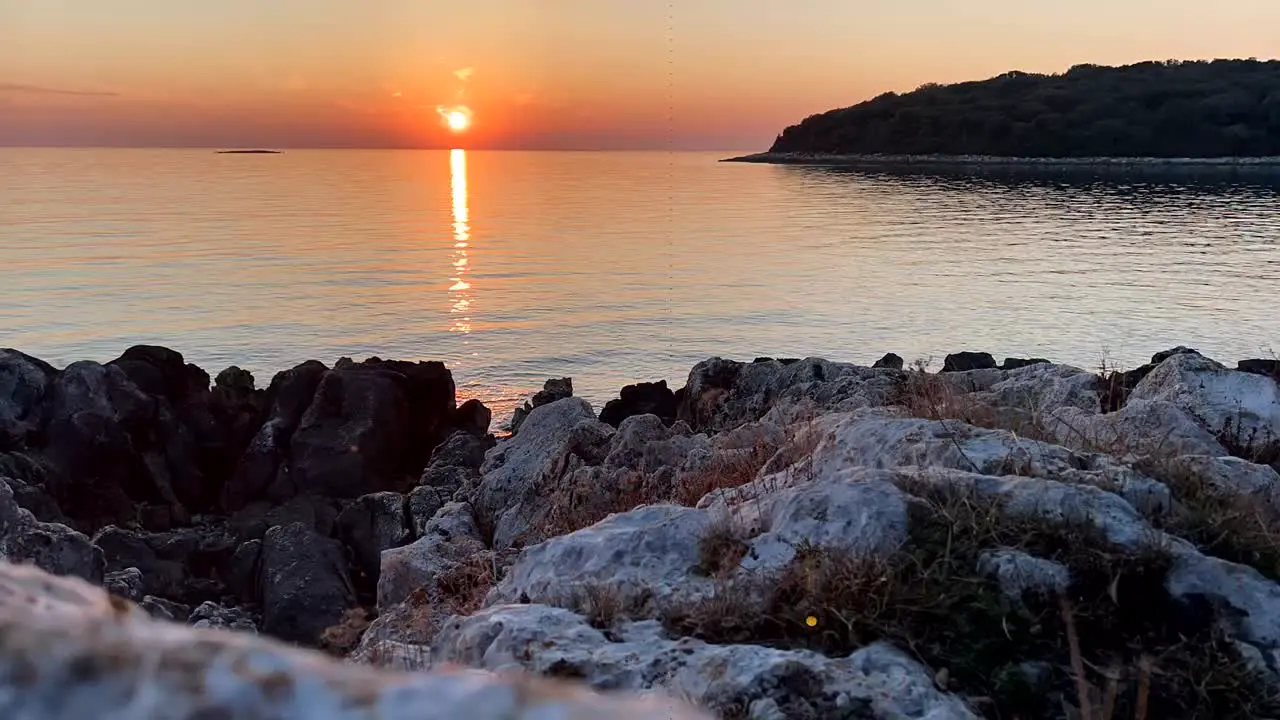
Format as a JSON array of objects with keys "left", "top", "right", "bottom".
[{"left": 3, "top": 0, "right": 1279, "bottom": 150}]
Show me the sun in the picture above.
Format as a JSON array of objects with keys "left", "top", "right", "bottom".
[{"left": 438, "top": 106, "right": 472, "bottom": 133}]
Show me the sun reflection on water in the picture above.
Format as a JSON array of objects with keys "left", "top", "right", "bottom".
[{"left": 449, "top": 149, "right": 472, "bottom": 334}]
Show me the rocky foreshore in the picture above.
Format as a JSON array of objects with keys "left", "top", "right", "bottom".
[{"left": 3, "top": 344, "right": 1280, "bottom": 718}]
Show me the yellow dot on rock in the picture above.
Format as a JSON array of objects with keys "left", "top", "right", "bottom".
[{"left": 805, "top": 616, "right": 818, "bottom": 627}]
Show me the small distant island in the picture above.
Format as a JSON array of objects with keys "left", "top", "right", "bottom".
[
  {"left": 216, "top": 149, "right": 282, "bottom": 154},
  {"left": 728, "top": 59, "right": 1280, "bottom": 168}
]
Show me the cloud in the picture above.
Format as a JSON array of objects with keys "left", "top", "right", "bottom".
[
  {"left": 453, "top": 68, "right": 474, "bottom": 82},
  {"left": 0, "top": 82, "right": 118, "bottom": 97}
]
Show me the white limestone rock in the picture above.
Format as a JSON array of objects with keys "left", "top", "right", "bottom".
[
  {"left": 741, "top": 478, "right": 910, "bottom": 572},
  {"left": 977, "top": 549, "right": 1071, "bottom": 599},
  {"left": 1158, "top": 454, "right": 1280, "bottom": 501},
  {"left": 1045, "top": 399, "right": 1228, "bottom": 458},
  {"left": 431, "top": 603, "right": 978, "bottom": 720},
  {"left": 801, "top": 412, "right": 1172, "bottom": 516},
  {"left": 486, "top": 504, "right": 715, "bottom": 614},
  {"left": 377, "top": 501, "right": 486, "bottom": 609},
  {"left": 982, "top": 363, "right": 1102, "bottom": 414},
  {"left": 474, "top": 397, "right": 613, "bottom": 550},
  {"left": 1128, "top": 352, "right": 1280, "bottom": 449}
]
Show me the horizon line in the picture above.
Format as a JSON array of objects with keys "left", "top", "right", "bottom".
[{"left": 0, "top": 144, "right": 759, "bottom": 153}]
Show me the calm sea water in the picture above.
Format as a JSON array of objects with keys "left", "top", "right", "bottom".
[{"left": 3, "top": 148, "right": 1279, "bottom": 419}]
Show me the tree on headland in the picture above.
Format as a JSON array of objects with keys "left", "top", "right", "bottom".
[{"left": 769, "top": 59, "right": 1280, "bottom": 158}]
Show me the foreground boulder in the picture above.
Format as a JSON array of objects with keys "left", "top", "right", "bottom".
[{"left": 0, "top": 559, "right": 710, "bottom": 720}]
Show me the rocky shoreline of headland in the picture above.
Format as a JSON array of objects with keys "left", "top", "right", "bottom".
[
  {"left": 3, "top": 344, "right": 1280, "bottom": 718},
  {"left": 724, "top": 151, "right": 1280, "bottom": 174}
]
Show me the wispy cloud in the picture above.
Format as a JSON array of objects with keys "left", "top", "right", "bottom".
[
  {"left": 0, "top": 82, "right": 118, "bottom": 97},
  {"left": 453, "top": 67, "right": 474, "bottom": 82}
]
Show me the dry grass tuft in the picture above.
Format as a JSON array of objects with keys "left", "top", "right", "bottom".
[
  {"left": 541, "top": 470, "right": 656, "bottom": 538},
  {"left": 1213, "top": 412, "right": 1280, "bottom": 467},
  {"left": 436, "top": 552, "right": 498, "bottom": 616},
  {"left": 672, "top": 440, "right": 778, "bottom": 507},
  {"left": 663, "top": 483, "right": 1280, "bottom": 719},
  {"left": 892, "top": 359, "right": 1058, "bottom": 444},
  {"left": 319, "top": 607, "right": 374, "bottom": 657},
  {"left": 698, "top": 512, "right": 754, "bottom": 579}
]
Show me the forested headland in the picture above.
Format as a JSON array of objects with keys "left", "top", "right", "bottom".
[{"left": 766, "top": 59, "right": 1280, "bottom": 158}]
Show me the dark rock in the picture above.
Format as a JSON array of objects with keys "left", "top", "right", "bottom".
[
  {"left": 260, "top": 521, "right": 357, "bottom": 645},
  {"left": 1151, "top": 346, "right": 1200, "bottom": 364},
  {"left": 453, "top": 398, "right": 492, "bottom": 437},
  {"left": 942, "top": 352, "right": 997, "bottom": 373},
  {"left": 108, "top": 345, "right": 226, "bottom": 513},
  {"left": 104, "top": 567, "right": 145, "bottom": 601},
  {"left": 90, "top": 523, "right": 235, "bottom": 604},
  {"left": 676, "top": 358, "right": 744, "bottom": 428},
  {"left": 408, "top": 485, "right": 450, "bottom": 537},
  {"left": 872, "top": 353, "right": 904, "bottom": 370},
  {"left": 0, "top": 451, "right": 51, "bottom": 488},
  {"left": 227, "top": 539, "right": 262, "bottom": 603},
  {"left": 335, "top": 491, "right": 410, "bottom": 586},
  {"left": 91, "top": 525, "right": 188, "bottom": 598},
  {"left": 1238, "top": 359, "right": 1280, "bottom": 378},
  {"left": 207, "top": 366, "right": 266, "bottom": 485},
  {"left": 229, "top": 494, "right": 339, "bottom": 542},
  {"left": 189, "top": 601, "right": 258, "bottom": 633},
  {"left": 425, "top": 431, "right": 494, "bottom": 472},
  {"left": 41, "top": 361, "right": 171, "bottom": 529},
  {"left": 532, "top": 378, "right": 573, "bottom": 407},
  {"left": 137, "top": 503, "right": 176, "bottom": 532},
  {"left": 1, "top": 474, "right": 68, "bottom": 525},
  {"left": 222, "top": 360, "right": 328, "bottom": 511},
  {"left": 285, "top": 360, "right": 456, "bottom": 500},
  {"left": 1119, "top": 365, "right": 1157, "bottom": 389},
  {"left": 0, "top": 349, "right": 59, "bottom": 450},
  {"left": 1001, "top": 357, "right": 1051, "bottom": 370},
  {"left": 0, "top": 482, "right": 104, "bottom": 583},
  {"left": 108, "top": 345, "right": 204, "bottom": 402},
  {"left": 139, "top": 595, "right": 191, "bottom": 622},
  {"left": 599, "top": 380, "right": 678, "bottom": 427}
]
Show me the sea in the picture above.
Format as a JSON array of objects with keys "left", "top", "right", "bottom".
[{"left": 3, "top": 148, "right": 1279, "bottom": 420}]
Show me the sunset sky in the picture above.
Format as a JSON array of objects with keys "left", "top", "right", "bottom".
[{"left": 3, "top": 1, "right": 1279, "bottom": 150}]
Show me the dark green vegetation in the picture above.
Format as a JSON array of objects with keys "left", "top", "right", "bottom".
[
  {"left": 670, "top": 484, "right": 1280, "bottom": 719},
  {"left": 769, "top": 59, "right": 1280, "bottom": 158}
]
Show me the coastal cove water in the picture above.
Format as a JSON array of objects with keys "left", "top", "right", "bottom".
[{"left": 3, "top": 148, "right": 1279, "bottom": 420}]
